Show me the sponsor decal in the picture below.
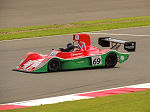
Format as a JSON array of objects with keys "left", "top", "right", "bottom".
[
  {"left": 16, "top": 66, "right": 19, "bottom": 69},
  {"left": 91, "top": 56, "right": 102, "bottom": 66},
  {"left": 50, "top": 51, "right": 58, "bottom": 56},
  {"left": 125, "top": 42, "right": 135, "bottom": 49},
  {"left": 23, "top": 59, "right": 44, "bottom": 70},
  {"left": 125, "top": 45, "right": 135, "bottom": 49},
  {"left": 19, "top": 59, "right": 25, "bottom": 65},
  {"left": 71, "top": 53, "right": 83, "bottom": 56},
  {"left": 23, "top": 60, "right": 33, "bottom": 70},
  {"left": 77, "top": 61, "right": 85, "bottom": 63},
  {"left": 75, "top": 35, "right": 79, "bottom": 40},
  {"left": 120, "top": 56, "right": 125, "bottom": 61}
]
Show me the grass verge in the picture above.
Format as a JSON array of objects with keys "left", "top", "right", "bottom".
[
  {"left": 2, "top": 90, "right": 150, "bottom": 112},
  {"left": 0, "top": 16, "right": 150, "bottom": 41}
]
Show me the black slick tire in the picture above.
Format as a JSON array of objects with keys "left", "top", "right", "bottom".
[
  {"left": 48, "top": 59, "right": 60, "bottom": 72},
  {"left": 105, "top": 53, "right": 117, "bottom": 68}
]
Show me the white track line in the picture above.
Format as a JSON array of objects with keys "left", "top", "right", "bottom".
[
  {"left": 1, "top": 32, "right": 149, "bottom": 43},
  {"left": 0, "top": 34, "right": 72, "bottom": 42},
  {"left": 82, "top": 32, "right": 150, "bottom": 37},
  {"left": 1, "top": 26, "right": 150, "bottom": 42}
]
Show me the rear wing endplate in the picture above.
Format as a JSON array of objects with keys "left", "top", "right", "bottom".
[{"left": 98, "top": 37, "right": 136, "bottom": 52}]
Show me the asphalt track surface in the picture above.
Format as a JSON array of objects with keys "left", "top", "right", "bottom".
[
  {"left": 0, "top": 26, "right": 150, "bottom": 104},
  {"left": 0, "top": 0, "right": 150, "bottom": 28}
]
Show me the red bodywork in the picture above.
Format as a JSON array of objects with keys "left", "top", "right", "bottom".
[{"left": 55, "top": 34, "right": 109, "bottom": 59}]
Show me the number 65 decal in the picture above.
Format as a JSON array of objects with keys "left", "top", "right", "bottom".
[{"left": 91, "top": 56, "right": 102, "bottom": 66}]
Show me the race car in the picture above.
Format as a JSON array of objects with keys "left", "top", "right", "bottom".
[{"left": 13, "top": 34, "right": 136, "bottom": 72}]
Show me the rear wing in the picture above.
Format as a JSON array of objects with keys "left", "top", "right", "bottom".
[{"left": 98, "top": 37, "right": 136, "bottom": 52}]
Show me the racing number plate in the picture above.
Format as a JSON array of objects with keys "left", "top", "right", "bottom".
[{"left": 91, "top": 56, "right": 102, "bottom": 66}]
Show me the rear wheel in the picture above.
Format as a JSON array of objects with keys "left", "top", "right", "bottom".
[
  {"left": 105, "top": 53, "right": 118, "bottom": 67},
  {"left": 48, "top": 59, "right": 60, "bottom": 72}
]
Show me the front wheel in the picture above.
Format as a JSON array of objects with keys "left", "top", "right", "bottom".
[
  {"left": 48, "top": 59, "right": 60, "bottom": 72},
  {"left": 105, "top": 53, "right": 118, "bottom": 68}
]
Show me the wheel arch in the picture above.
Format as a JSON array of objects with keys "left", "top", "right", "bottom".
[{"left": 104, "top": 50, "right": 129, "bottom": 64}]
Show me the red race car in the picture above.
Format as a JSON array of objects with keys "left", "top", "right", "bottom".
[{"left": 14, "top": 34, "right": 136, "bottom": 72}]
